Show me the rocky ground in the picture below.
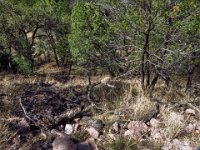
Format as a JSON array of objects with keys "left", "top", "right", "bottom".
[{"left": 0, "top": 71, "right": 200, "bottom": 150}]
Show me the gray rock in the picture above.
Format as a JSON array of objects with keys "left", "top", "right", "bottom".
[
  {"left": 85, "top": 127, "right": 100, "bottom": 139},
  {"left": 52, "top": 135, "right": 77, "bottom": 150},
  {"left": 91, "top": 119, "right": 105, "bottom": 131}
]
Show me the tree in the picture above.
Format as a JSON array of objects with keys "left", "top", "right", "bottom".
[
  {"left": 98, "top": 0, "right": 200, "bottom": 94},
  {"left": 69, "top": 1, "right": 119, "bottom": 76},
  {"left": 0, "top": 0, "right": 72, "bottom": 72}
]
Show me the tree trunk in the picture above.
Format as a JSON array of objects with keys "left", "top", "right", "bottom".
[
  {"left": 47, "top": 31, "right": 60, "bottom": 67},
  {"left": 186, "top": 51, "right": 196, "bottom": 91}
]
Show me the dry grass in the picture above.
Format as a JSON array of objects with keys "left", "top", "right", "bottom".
[
  {"left": 0, "top": 72, "right": 199, "bottom": 149},
  {"left": 102, "top": 136, "right": 139, "bottom": 150},
  {"left": 160, "top": 107, "right": 188, "bottom": 139},
  {"left": 93, "top": 79, "right": 157, "bottom": 125}
]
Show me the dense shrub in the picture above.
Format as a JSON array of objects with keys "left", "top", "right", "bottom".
[{"left": 11, "top": 56, "right": 32, "bottom": 74}]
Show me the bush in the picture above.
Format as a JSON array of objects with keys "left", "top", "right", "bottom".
[{"left": 11, "top": 56, "right": 32, "bottom": 74}]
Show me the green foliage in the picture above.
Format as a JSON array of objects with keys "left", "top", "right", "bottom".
[
  {"left": 69, "top": 2, "right": 108, "bottom": 58},
  {"left": 0, "top": 0, "right": 200, "bottom": 82},
  {"left": 69, "top": 1, "right": 117, "bottom": 75},
  {"left": 11, "top": 56, "right": 32, "bottom": 74},
  {"left": 56, "top": 36, "right": 71, "bottom": 66}
]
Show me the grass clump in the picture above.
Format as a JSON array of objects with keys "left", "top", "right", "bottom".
[{"left": 106, "top": 136, "right": 139, "bottom": 150}]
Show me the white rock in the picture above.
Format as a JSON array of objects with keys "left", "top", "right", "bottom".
[
  {"left": 186, "top": 109, "right": 196, "bottom": 116},
  {"left": 65, "top": 124, "right": 74, "bottom": 135},
  {"left": 86, "top": 127, "right": 100, "bottom": 139},
  {"left": 150, "top": 118, "right": 161, "bottom": 128}
]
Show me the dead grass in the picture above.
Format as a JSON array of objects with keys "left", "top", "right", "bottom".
[
  {"left": 0, "top": 72, "right": 199, "bottom": 149},
  {"left": 160, "top": 106, "right": 188, "bottom": 139},
  {"left": 102, "top": 136, "right": 139, "bottom": 150}
]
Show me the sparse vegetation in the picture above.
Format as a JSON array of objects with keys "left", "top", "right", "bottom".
[
  {"left": 106, "top": 136, "right": 139, "bottom": 150},
  {"left": 0, "top": 0, "right": 200, "bottom": 149}
]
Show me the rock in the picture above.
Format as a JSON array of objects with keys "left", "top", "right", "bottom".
[
  {"left": 172, "top": 139, "right": 196, "bottom": 150},
  {"left": 125, "top": 121, "right": 148, "bottom": 141},
  {"left": 128, "top": 121, "right": 148, "bottom": 133},
  {"left": 184, "top": 123, "right": 195, "bottom": 134},
  {"left": 195, "top": 121, "right": 200, "bottom": 131},
  {"left": 124, "top": 130, "right": 132, "bottom": 137},
  {"left": 109, "top": 122, "right": 120, "bottom": 134},
  {"left": 162, "top": 139, "right": 196, "bottom": 150},
  {"left": 40, "top": 132, "right": 48, "bottom": 140},
  {"left": 86, "top": 127, "right": 100, "bottom": 139},
  {"left": 195, "top": 130, "right": 200, "bottom": 134},
  {"left": 76, "top": 143, "right": 91, "bottom": 150},
  {"left": 185, "top": 109, "right": 196, "bottom": 116},
  {"left": 77, "top": 138, "right": 98, "bottom": 150},
  {"left": 90, "top": 119, "right": 105, "bottom": 131},
  {"left": 65, "top": 124, "right": 74, "bottom": 135},
  {"left": 52, "top": 135, "right": 76, "bottom": 150},
  {"left": 150, "top": 118, "right": 161, "bottom": 128},
  {"left": 151, "top": 129, "right": 163, "bottom": 141},
  {"left": 81, "top": 117, "right": 105, "bottom": 132},
  {"left": 81, "top": 116, "right": 91, "bottom": 121}
]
